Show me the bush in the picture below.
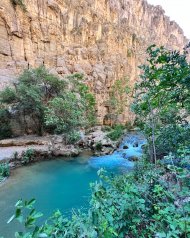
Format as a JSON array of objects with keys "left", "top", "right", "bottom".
[
  {"left": 132, "top": 45, "right": 190, "bottom": 162},
  {"left": 0, "top": 87, "right": 17, "bottom": 104},
  {"left": 0, "top": 68, "right": 96, "bottom": 139},
  {"left": 11, "top": 0, "right": 27, "bottom": 11},
  {"left": 21, "top": 148, "right": 35, "bottom": 164},
  {"left": 45, "top": 74, "right": 96, "bottom": 143},
  {"left": 155, "top": 124, "right": 190, "bottom": 157},
  {"left": 8, "top": 161, "right": 190, "bottom": 237},
  {"left": 101, "top": 126, "right": 112, "bottom": 132},
  {"left": 107, "top": 124, "right": 125, "bottom": 141},
  {"left": 67, "top": 131, "right": 81, "bottom": 144},
  {"left": 0, "top": 109, "right": 12, "bottom": 139},
  {"left": 95, "top": 142, "right": 103, "bottom": 151},
  {"left": 0, "top": 163, "right": 10, "bottom": 182},
  {"left": 45, "top": 93, "right": 85, "bottom": 144}
]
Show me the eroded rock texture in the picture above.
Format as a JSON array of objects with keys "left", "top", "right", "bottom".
[{"left": 0, "top": 0, "right": 188, "bottom": 123}]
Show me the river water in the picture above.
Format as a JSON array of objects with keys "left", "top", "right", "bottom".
[{"left": 0, "top": 132, "right": 145, "bottom": 238}]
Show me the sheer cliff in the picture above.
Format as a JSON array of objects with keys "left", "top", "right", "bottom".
[{"left": 0, "top": 0, "right": 188, "bottom": 123}]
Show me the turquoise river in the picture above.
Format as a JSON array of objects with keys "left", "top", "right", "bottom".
[{"left": 0, "top": 133, "right": 145, "bottom": 238}]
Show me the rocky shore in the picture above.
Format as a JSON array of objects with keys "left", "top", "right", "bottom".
[{"left": 0, "top": 127, "right": 125, "bottom": 170}]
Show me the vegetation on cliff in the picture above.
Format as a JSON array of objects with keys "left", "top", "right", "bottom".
[
  {"left": 0, "top": 67, "right": 96, "bottom": 143},
  {"left": 105, "top": 77, "right": 131, "bottom": 125},
  {"left": 0, "top": 108, "right": 12, "bottom": 139},
  {"left": 45, "top": 74, "right": 96, "bottom": 143},
  {"left": 11, "top": 0, "right": 26, "bottom": 11}
]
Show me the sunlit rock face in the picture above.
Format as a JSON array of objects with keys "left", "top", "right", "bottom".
[{"left": 0, "top": 0, "right": 188, "bottom": 123}]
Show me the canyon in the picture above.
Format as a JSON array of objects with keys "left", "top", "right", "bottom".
[{"left": 0, "top": 0, "right": 188, "bottom": 124}]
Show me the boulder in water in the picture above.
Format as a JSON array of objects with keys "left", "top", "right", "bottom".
[
  {"left": 123, "top": 145, "right": 129, "bottom": 149},
  {"left": 122, "top": 153, "right": 127, "bottom": 159},
  {"left": 128, "top": 156, "right": 139, "bottom": 161}
]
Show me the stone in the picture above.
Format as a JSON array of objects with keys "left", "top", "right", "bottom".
[
  {"left": 122, "top": 153, "right": 127, "bottom": 159},
  {"left": 133, "top": 142, "right": 138, "bottom": 148},
  {"left": 0, "top": 136, "right": 50, "bottom": 147},
  {"left": 123, "top": 145, "right": 129, "bottom": 149},
  {"left": 81, "top": 126, "right": 120, "bottom": 155},
  {"left": 128, "top": 156, "right": 139, "bottom": 162},
  {"left": 52, "top": 135, "right": 64, "bottom": 144},
  {"left": 52, "top": 145, "right": 80, "bottom": 157}
]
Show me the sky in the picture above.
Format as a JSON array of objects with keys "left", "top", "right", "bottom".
[{"left": 147, "top": 0, "right": 190, "bottom": 39}]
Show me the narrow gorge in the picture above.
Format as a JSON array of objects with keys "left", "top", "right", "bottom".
[
  {"left": 0, "top": 1, "right": 190, "bottom": 237},
  {"left": 0, "top": 0, "right": 188, "bottom": 123}
]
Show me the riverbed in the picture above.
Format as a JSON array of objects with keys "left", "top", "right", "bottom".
[{"left": 0, "top": 133, "right": 145, "bottom": 238}]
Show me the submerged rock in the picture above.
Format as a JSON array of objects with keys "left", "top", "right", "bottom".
[
  {"left": 123, "top": 145, "right": 129, "bottom": 149},
  {"left": 128, "top": 156, "right": 139, "bottom": 162},
  {"left": 122, "top": 153, "right": 127, "bottom": 159},
  {"left": 133, "top": 142, "right": 138, "bottom": 147}
]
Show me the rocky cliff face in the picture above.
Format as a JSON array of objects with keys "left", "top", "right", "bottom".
[{"left": 0, "top": 0, "right": 188, "bottom": 124}]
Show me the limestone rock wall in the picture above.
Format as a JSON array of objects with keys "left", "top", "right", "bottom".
[{"left": 0, "top": 0, "right": 188, "bottom": 123}]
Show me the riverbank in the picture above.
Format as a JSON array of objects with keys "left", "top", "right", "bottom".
[
  {"left": 0, "top": 126, "right": 128, "bottom": 184},
  {"left": 0, "top": 132, "right": 145, "bottom": 238}
]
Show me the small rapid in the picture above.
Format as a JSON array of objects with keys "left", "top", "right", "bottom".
[{"left": 89, "top": 132, "right": 146, "bottom": 171}]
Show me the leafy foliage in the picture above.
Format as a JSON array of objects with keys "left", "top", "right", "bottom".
[
  {"left": 0, "top": 68, "right": 96, "bottom": 142},
  {"left": 107, "top": 124, "right": 125, "bottom": 141},
  {"left": 11, "top": 0, "right": 27, "bottom": 11},
  {"left": 0, "top": 163, "right": 10, "bottom": 182},
  {"left": 0, "top": 109, "right": 12, "bottom": 139},
  {"left": 95, "top": 142, "right": 103, "bottom": 151},
  {"left": 21, "top": 149, "right": 35, "bottom": 165},
  {"left": 0, "top": 66, "right": 65, "bottom": 136},
  {"left": 0, "top": 87, "right": 17, "bottom": 104},
  {"left": 107, "top": 77, "right": 131, "bottom": 125},
  {"left": 66, "top": 73, "right": 96, "bottom": 127},
  {"left": 45, "top": 73, "right": 96, "bottom": 142},
  {"left": 132, "top": 45, "right": 190, "bottom": 162},
  {"left": 8, "top": 160, "right": 190, "bottom": 238}
]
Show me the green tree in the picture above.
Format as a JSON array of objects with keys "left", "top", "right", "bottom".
[
  {"left": 45, "top": 74, "right": 96, "bottom": 143},
  {"left": 0, "top": 108, "right": 12, "bottom": 139},
  {"left": 45, "top": 93, "right": 85, "bottom": 143},
  {"left": 0, "top": 69, "right": 96, "bottom": 140},
  {"left": 132, "top": 45, "right": 190, "bottom": 163},
  {"left": 0, "top": 66, "right": 66, "bottom": 135},
  {"left": 108, "top": 77, "right": 131, "bottom": 124},
  {"left": 66, "top": 73, "right": 96, "bottom": 126}
]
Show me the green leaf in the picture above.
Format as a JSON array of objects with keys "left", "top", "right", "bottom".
[
  {"left": 25, "top": 199, "right": 36, "bottom": 209},
  {"left": 7, "top": 214, "right": 15, "bottom": 224},
  {"left": 15, "top": 200, "right": 23, "bottom": 208}
]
